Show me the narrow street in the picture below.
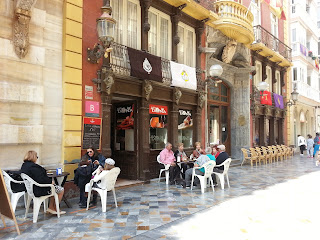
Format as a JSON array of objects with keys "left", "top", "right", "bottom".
[{"left": 1, "top": 155, "right": 319, "bottom": 240}]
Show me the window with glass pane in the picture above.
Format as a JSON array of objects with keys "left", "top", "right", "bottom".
[
  {"left": 148, "top": 12, "right": 157, "bottom": 55},
  {"left": 209, "top": 106, "right": 219, "bottom": 144},
  {"left": 111, "top": 0, "right": 140, "bottom": 49},
  {"left": 160, "top": 18, "right": 169, "bottom": 58},
  {"left": 186, "top": 31, "right": 193, "bottom": 66},
  {"left": 149, "top": 105, "right": 168, "bottom": 150},
  {"left": 178, "top": 109, "right": 193, "bottom": 148},
  {"left": 127, "top": 1, "right": 137, "bottom": 48},
  {"left": 221, "top": 106, "right": 228, "bottom": 143},
  {"left": 177, "top": 26, "right": 184, "bottom": 64}
]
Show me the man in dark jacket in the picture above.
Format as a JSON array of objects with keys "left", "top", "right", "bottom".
[
  {"left": 74, "top": 155, "right": 96, "bottom": 208},
  {"left": 211, "top": 145, "right": 229, "bottom": 184}
]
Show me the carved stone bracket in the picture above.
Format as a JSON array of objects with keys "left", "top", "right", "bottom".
[
  {"left": 171, "top": 6, "right": 185, "bottom": 45},
  {"left": 222, "top": 39, "right": 237, "bottom": 64},
  {"left": 144, "top": 80, "right": 153, "bottom": 101},
  {"left": 174, "top": 87, "right": 182, "bottom": 105},
  {"left": 198, "top": 91, "right": 206, "bottom": 109},
  {"left": 13, "top": 0, "right": 38, "bottom": 58},
  {"left": 102, "top": 66, "right": 114, "bottom": 95}
]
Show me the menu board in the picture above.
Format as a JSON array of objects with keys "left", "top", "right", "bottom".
[
  {"left": 149, "top": 104, "right": 168, "bottom": 128},
  {"left": 82, "top": 117, "right": 102, "bottom": 150},
  {"left": 178, "top": 109, "right": 193, "bottom": 130}
]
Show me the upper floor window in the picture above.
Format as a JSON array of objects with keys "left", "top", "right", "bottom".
[
  {"left": 177, "top": 22, "right": 196, "bottom": 67},
  {"left": 266, "top": 66, "right": 272, "bottom": 91},
  {"left": 148, "top": 7, "right": 172, "bottom": 59},
  {"left": 251, "top": 0, "right": 261, "bottom": 26},
  {"left": 293, "top": 67, "right": 297, "bottom": 81},
  {"left": 254, "top": 61, "right": 262, "bottom": 87},
  {"left": 111, "top": 0, "right": 141, "bottom": 49},
  {"left": 270, "top": 13, "right": 278, "bottom": 38},
  {"left": 274, "top": 71, "right": 281, "bottom": 95},
  {"left": 292, "top": 28, "right": 296, "bottom": 42}
]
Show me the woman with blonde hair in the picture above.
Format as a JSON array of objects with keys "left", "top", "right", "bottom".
[
  {"left": 20, "top": 150, "right": 65, "bottom": 215},
  {"left": 192, "top": 142, "right": 204, "bottom": 159}
]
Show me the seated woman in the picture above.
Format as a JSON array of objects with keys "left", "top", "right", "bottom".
[
  {"left": 174, "top": 143, "right": 189, "bottom": 179},
  {"left": 85, "top": 158, "right": 115, "bottom": 194},
  {"left": 192, "top": 142, "right": 205, "bottom": 160},
  {"left": 85, "top": 146, "right": 106, "bottom": 167},
  {"left": 20, "top": 151, "right": 65, "bottom": 215},
  {"left": 211, "top": 144, "right": 220, "bottom": 159}
]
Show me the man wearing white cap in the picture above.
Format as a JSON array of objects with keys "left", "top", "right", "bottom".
[{"left": 214, "top": 145, "right": 229, "bottom": 173}]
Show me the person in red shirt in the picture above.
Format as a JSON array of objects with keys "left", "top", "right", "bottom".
[{"left": 211, "top": 144, "right": 220, "bottom": 159}]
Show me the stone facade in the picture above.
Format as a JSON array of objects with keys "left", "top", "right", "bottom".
[
  {"left": 0, "top": 0, "right": 63, "bottom": 169},
  {"left": 206, "top": 26, "right": 253, "bottom": 159}
]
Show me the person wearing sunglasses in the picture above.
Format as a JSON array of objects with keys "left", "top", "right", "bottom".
[{"left": 85, "top": 146, "right": 106, "bottom": 167}]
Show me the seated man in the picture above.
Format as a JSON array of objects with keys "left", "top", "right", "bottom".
[
  {"left": 159, "top": 142, "right": 182, "bottom": 185},
  {"left": 211, "top": 145, "right": 229, "bottom": 184},
  {"left": 185, "top": 147, "right": 214, "bottom": 188}
]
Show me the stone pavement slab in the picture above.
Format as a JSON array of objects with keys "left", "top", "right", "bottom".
[{"left": 0, "top": 155, "right": 319, "bottom": 240}]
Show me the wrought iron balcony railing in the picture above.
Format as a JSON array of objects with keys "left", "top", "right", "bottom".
[
  {"left": 253, "top": 25, "right": 292, "bottom": 61},
  {"left": 110, "top": 42, "right": 172, "bottom": 85}
]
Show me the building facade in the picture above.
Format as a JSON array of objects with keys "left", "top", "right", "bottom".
[
  {"left": 290, "top": 0, "right": 320, "bottom": 146},
  {"left": 249, "top": 0, "right": 292, "bottom": 147}
]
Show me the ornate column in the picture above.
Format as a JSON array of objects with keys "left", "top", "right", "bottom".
[
  {"left": 269, "top": 116, "right": 275, "bottom": 145},
  {"left": 171, "top": 5, "right": 185, "bottom": 61},
  {"left": 195, "top": 22, "right": 204, "bottom": 70},
  {"left": 195, "top": 91, "right": 206, "bottom": 142},
  {"left": 171, "top": 88, "right": 182, "bottom": 147},
  {"left": 140, "top": 0, "right": 152, "bottom": 51},
  {"left": 259, "top": 115, "right": 267, "bottom": 146},
  {"left": 138, "top": 80, "right": 153, "bottom": 181}
]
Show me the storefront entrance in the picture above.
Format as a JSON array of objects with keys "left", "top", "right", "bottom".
[
  {"left": 111, "top": 99, "right": 138, "bottom": 179},
  {"left": 207, "top": 83, "right": 231, "bottom": 154}
]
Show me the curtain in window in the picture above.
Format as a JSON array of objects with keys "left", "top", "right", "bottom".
[
  {"left": 111, "top": 0, "right": 123, "bottom": 44},
  {"left": 177, "top": 26, "right": 184, "bottom": 64},
  {"left": 186, "top": 30, "right": 193, "bottom": 67},
  {"left": 148, "top": 12, "right": 157, "bottom": 55},
  {"left": 160, "top": 18, "right": 168, "bottom": 59},
  {"left": 127, "top": 1, "right": 137, "bottom": 48}
]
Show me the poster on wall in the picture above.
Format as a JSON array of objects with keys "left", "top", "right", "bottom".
[
  {"left": 116, "top": 104, "right": 134, "bottom": 130},
  {"left": 82, "top": 117, "right": 102, "bottom": 150},
  {"left": 85, "top": 85, "right": 93, "bottom": 99},
  {"left": 178, "top": 109, "right": 193, "bottom": 130},
  {"left": 149, "top": 104, "right": 168, "bottom": 128}
]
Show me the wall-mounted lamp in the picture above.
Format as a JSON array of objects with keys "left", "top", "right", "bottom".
[
  {"left": 87, "top": 0, "right": 116, "bottom": 64},
  {"left": 286, "top": 86, "right": 299, "bottom": 107},
  {"left": 206, "top": 64, "right": 223, "bottom": 87}
]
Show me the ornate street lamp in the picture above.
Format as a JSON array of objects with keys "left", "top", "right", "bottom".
[
  {"left": 286, "top": 85, "right": 299, "bottom": 107},
  {"left": 207, "top": 64, "right": 223, "bottom": 87},
  {"left": 257, "top": 81, "right": 269, "bottom": 92},
  {"left": 87, "top": 0, "right": 116, "bottom": 63}
]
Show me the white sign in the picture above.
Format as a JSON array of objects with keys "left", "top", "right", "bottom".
[{"left": 170, "top": 61, "right": 197, "bottom": 90}]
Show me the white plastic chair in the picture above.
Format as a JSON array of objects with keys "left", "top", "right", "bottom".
[
  {"left": 191, "top": 161, "right": 216, "bottom": 193},
  {"left": 157, "top": 155, "right": 170, "bottom": 185},
  {"left": 86, "top": 167, "right": 120, "bottom": 213},
  {"left": 21, "top": 173, "right": 60, "bottom": 223},
  {"left": 212, "top": 158, "right": 232, "bottom": 190},
  {"left": 2, "top": 170, "right": 27, "bottom": 213}
]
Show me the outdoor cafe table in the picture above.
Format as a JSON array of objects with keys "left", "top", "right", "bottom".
[{"left": 47, "top": 171, "right": 71, "bottom": 208}]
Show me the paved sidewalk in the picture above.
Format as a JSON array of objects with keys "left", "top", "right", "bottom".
[{"left": 1, "top": 155, "right": 319, "bottom": 240}]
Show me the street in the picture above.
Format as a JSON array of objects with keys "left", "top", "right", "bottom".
[{"left": 1, "top": 155, "right": 319, "bottom": 240}]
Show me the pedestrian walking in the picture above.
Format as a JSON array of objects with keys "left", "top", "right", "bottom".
[
  {"left": 313, "top": 132, "right": 320, "bottom": 157},
  {"left": 297, "top": 135, "right": 306, "bottom": 156},
  {"left": 306, "top": 134, "right": 314, "bottom": 158}
]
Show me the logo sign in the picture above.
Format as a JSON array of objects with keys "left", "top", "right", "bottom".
[
  {"left": 85, "top": 85, "right": 93, "bottom": 100},
  {"left": 179, "top": 110, "right": 191, "bottom": 116},
  {"left": 181, "top": 70, "right": 189, "bottom": 82},
  {"left": 149, "top": 104, "right": 168, "bottom": 115},
  {"left": 85, "top": 101, "right": 100, "bottom": 117},
  {"left": 116, "top": 106, "right": 133, "bottom": 114},
  {"left": 143, "top": 58, "right": 152, "bottom": 74}
]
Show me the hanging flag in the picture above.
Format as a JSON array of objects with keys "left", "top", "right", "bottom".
[
  {"left": 273, "top": 93, "right": 284, "bottom": 109},
  {"left": 127, "top": 47, "right": 162, "bottom": 82},
  {"left": 170, "top": 61, "right": 197, "bottom": 90},
  {"left": 263, "top": 0, "right": 286, "bottom": 20},
  {"left": 260, "top": 91, "right": 272, "bottom": 105}
]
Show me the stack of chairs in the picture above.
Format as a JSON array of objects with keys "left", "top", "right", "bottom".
[{"left": 241, "top": 145, "right": 295, "bottom": 166}]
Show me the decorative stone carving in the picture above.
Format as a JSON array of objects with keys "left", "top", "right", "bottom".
[
  {"left": 198, "top": 91, "right": 206, "bottom": 109},
  {"left": 238, "top": 115, "right": 246, "bottom": 126},
  {"left": 13, "top": 0, "right": 37, "bottom": 59},
  {"left": 222, "top": 39, "right": 237, "bottom": 64},
  {"left": 102, "top": 66, "right": 114, "bottom": 95},
  {"left": 140, "top": 0, "right": 152, "bottom": 32},
  {"left": 144, "top": 80, "right": 153, "bottom": 101},
  {"left": 174, "top": 87, "right": 182, "bottom": 105}
]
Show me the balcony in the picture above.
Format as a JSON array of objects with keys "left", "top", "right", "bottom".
[
  {"left": 295, "top": 81, "right": 320, "bottom": 102},
  {"left": 110, "top": 42, "right": 203, "bottom": 89},
  {"left": 250, "top": 25, "right": 292, "bottom": 67},
  {"left": 212, "top": 0, "right": 254, "bottom": 45}
]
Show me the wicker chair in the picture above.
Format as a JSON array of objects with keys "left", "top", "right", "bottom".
[
  {"left": 261, "top": 146, "right": 272, "bottom": 164},
  {"left": 241, "top": 148, "right": 258, "bottom": 166}
]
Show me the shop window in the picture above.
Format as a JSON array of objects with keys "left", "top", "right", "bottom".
[
  {"left": 177, "top": 22, "right": 196, "bottom": 67},
  {"left": 178, "top": 109, "right": 193, "bottom": 148},
  {"left": 149, "top": 104, "right": 168, "bottom": 149},
  {"left": 148, "top": 7, "right": 172, "bottom": 59},
  {"left": 111, "top": 0, "right": 141, "bottom": 49},
  {"left": 115, "top": 104, "right": 135, "bottom": 151}
]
